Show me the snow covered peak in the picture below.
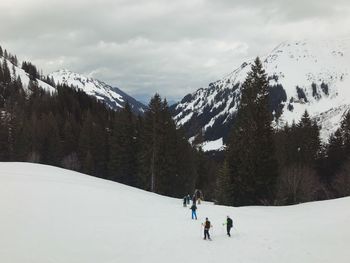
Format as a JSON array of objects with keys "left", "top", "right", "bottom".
[
  {"left": 173, "top": 38, "right": 350, "bottom": 150},
  {"left": 222, "top": 38, "right": 349, "bottom": 93},
  {"left": 50, "top": 69, "right": 146, "bottom": 114},
  {"left": 50, "top": 69, "right": 118, "bottom": 98}
]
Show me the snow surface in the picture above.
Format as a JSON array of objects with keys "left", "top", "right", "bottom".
[
  {"left": 201, "top": 138, "right": 225, "bottom": 151},
  {"left": 1, "top": 162, "right": 349, "bottom": 263}
]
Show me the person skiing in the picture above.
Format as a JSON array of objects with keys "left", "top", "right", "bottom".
[
  {"left": 192, "top": 194, "right": 196, "bottom": 205},
  {"left": 202, "top": 217, "right": 212, "bottom": 240},
  {"left": 195, "top": 189, "right": 203, "bottom": 204},
  {"left": 190, "top": 203, "right": 197, "bottom": 220},
  {"left": 186, "top": 194, "right": 191, "bottom": 205},
  {"left": 183, "top": 196, "right": 187, "bottom": 207},
  {"left": 197, "top": 195, "right": 201, "bottom": 204},
  {"left": 224, "top": 216, "right": 233, "bottom": 237}
]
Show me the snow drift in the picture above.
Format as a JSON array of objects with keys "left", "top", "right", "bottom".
[{"left": 0, "top": 162, "right": 349, "bottom": 263}]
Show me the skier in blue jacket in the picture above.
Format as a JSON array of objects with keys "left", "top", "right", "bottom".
[{"left": 190, "top": 203, "right": 197, "bottom": 220}]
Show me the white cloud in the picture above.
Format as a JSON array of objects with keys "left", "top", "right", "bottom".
[{"left": 0, "top": 0, "right": 349, "bottom": 102}]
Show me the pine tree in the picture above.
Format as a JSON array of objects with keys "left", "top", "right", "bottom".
[
  {"left": 62, "top": 116, "right": 79, "bottom": 156},
  {"left": 109, "top": 102, "right": 138, "bottom": 185},
  {"left": 0, "top": 114, "right": 10, "bottom": 161},
  {"left": 324, "top": 129, "right": 344, "bottom": 182},
  {"left": 2, "top": 59, "right": 11, "bottom": 83},
  {"left": 138, "top": 94, "right": 196, "bottom": 197},
  {"left": 139, "top": 94, "right": 163, "bottom": 192},
  {"left": 156, "top": 98, "right": 179, "bottom": 195},
  {"left": 41, "top": 112, "right": 62, "bottom": 165},
  {"left": 215, "top": 161, "right": 232, "bottom": 205},
  {"left": 296, "top": 110, "right": 321, "bottom": 166},
  {"left": 25, "top": 112, "right": 42, "bottom": 162},
  {"left": 79, "top": 111, "right": 95, "bottom": 174},
  {"left": 225, "top": 57, "right": 278, "bottom": 206},
  {"left": 0, "top": 62, "right": 4, "bottom": 83}
]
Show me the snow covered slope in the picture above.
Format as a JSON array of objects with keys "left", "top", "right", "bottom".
[
  {"left": 1, "top": 162, "right": 349, "bottom": 263},
  {"left": 50, "top": 69, "right": 146, "bottom": 114},
  {"left": 173, "top": 38, "right": 350, "bottom": 150},
  {"left": 0, "top": 56, "right": 56, "bottom": 94}
]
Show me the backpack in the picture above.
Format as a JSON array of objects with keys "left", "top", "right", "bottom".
[
  {"left": 227, "top": 218, "right": 233, "bottom": 227},
  {"left": 205, "top": 220, "right": 211, "bottom": 229}
]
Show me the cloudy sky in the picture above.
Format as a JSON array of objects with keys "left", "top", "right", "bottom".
[{"left": 1, "top": 0, "right": 349, "bottom": 103}]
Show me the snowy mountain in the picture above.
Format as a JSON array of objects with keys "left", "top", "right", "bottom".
[
  {"left": 0, "top": 56, "right": 56, "bottom": 94},
  {"left": 0, "top": 162, "right": 349, "bottom": 263},
  {"left": 173, "top": 38, "right": 350, "bottom": 151},
  {"left": 50, "top": 69, "right": 146, "bottom": 114},
  {"left": 0, "top": 54, "right": 146, "bottom": 115}
]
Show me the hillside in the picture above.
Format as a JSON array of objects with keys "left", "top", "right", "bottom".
[
  {"left": 50, "top": 69, "right": 146, "bottom": 114},
  {"left": 173, "top": 38, "right": 350, "bottom": 150},
  {"left": 0, "top": 50, "right": 146, "bottom": 115},
  {"left": 0, "top": 162, "right": 349, "bottom": 263},
  {"left": 0, "top": 56, "right": 56, "bottom": 94}
]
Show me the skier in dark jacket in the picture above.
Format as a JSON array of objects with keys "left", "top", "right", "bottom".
[
  {"left": 192, "top": 195, "right": 196, "bottom": 205},
  {"left": 202, "top": 217, "right": 212, "bottom": 240},
  {"left": 183, "top": 196, "right": 187, "bottom": 207},
  {"left": 186, "top": 194, "right": 191, "bottom": 205},
  {"left": 225, "top": 216, "right": 233, "bottom": 237},
  {"left": 190, "top": 204, "right": 197, "bottom": 220}
]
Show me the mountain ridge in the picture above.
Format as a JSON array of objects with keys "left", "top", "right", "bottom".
[
  {"left": 0, "top": 50, "right": 146, "bottom": 115},
  {"left": 49, "top": 69, "right": 146, "bottom": 115},
  {"left": 172, "top": 38, "right": 350, "bottom": 151}
]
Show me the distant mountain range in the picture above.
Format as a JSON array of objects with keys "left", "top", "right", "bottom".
[
  {"left": 3, "top": 38, "right": 350, "bottom": 152},
  {"left": 172, "top": 38, "right": 350, "bottom": 151}
]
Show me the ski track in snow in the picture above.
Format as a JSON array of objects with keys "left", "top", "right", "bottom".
[{"left": 0, "top": 162, "right": 349, "bottom": 263}]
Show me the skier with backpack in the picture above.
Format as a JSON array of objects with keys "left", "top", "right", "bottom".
[
  {"left": 202, "top": 217, "right": 212, "bottom": 240},
  {"left": 190, "top": 203, "right": 197, "bottom": 220},
  {"left": 224, "top": 216, "right": 233, "bottom": 237}
]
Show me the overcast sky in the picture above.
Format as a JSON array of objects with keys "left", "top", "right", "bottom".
[{"left": 1, "top": 0, "right": 349, "bottom": 103}]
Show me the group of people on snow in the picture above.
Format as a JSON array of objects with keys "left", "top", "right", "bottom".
[
  {"left": 183, "top": 189, "right": 203, "bottom": 207},
  {"left": 184, "top": 190, "right": 234, "bottom": 240},
  {"left": 200, "top": 216, "right": 233, "bottom": 240}
]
